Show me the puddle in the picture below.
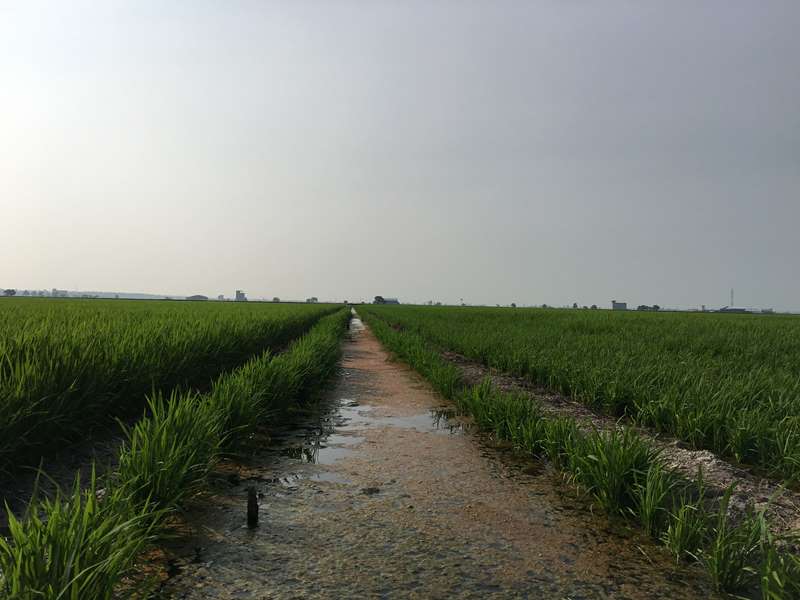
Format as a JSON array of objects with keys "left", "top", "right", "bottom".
[
  {"left": 336, "top": 403, "right": 468, "bottom": 435},
  {"left": 278, "top": 443, "right": 356, "bottom": 465},
  {"left": 309, "top": 472, "right": 352, "bottom": 484},
  {"left": 160, "top": 316, "right": 720, "bottom": 599}
]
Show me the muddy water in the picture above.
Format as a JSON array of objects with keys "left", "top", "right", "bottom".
[{"left": 160, "top": 317, "right": 717, "bottom": 599}]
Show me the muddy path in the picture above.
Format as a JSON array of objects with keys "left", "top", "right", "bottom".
[{"left": 159, "top": 317, "right": 717, "bottom": 599}]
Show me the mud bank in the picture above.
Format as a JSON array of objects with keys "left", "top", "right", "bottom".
[{"left": 160, "top": 318, "right": 716, "bottom": 599}]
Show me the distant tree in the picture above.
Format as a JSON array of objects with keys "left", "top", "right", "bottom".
[
  {"left": 653, "top": 305, "right": 660, "bottom": 311},
  {"left": 272, "top": 297, "right": 280, "bottom": 302},
  {"left": 591, "top": 304, "right": 598, "bottom": 309},
  {"left": 3, "top": 289, "right": 16, "bottom": 297},
  {"left": 510, "top": 302, "right": 517, "bottom": 308},
  {"left": 573, "top": 302, "right": 578, "bottom": 309},
  {"left": 582, "top": 305, "right": 588, "bottom": 309}
]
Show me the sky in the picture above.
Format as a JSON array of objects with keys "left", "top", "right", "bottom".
[{"left": 1, "top": 1, "right": 798, "bottom": 309}]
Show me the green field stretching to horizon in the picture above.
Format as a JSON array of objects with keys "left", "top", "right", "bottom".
[
  {"left": 360, "top": 304, "right": 800, "bottom": 481},
  {"left": 0, "top": 298, "right": 341, "bottom": 473}
]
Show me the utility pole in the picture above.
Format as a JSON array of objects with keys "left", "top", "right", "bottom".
[{"left": 731, "top": 288, "right": 734, "bottom": 307}]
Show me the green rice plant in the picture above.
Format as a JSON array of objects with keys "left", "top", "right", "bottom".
[
  {"left": 540, "top": 417, "right": 581, "bottom": 466},
  {"left": 456, "top": 379, "right": 498, "bottom": 431},
  {"left": 115, "top": 390, "right": 222, "bottom": 512},
  {"left": 755, "top": 511, "right": 800, "bottom": 600},
  {"left": 0, "top": 469, "right": 159, "bottom": 600},
  {"left": 662, "top": 470, "right": 710, "bottom": 563},
  {"left": 0, "top": 299, "right": 340, "bottom": 473},
  {"left": 517, "top": 411, "right": 547, "bottom": 455},
  {"left": 359, "top": 303, "right": 800, "bottom": 481},
  {"left": 664, "top": 499, "right": 710, "bottom": 563},
  {"left": 564, "top": 427, "right": 657, "bottom": 516},
  {"left": 0, "top": 308, "right": 352, "bottom": 599},
  {"left": 700, "top": 485, "right": 763, "bottom": 593},
  {"left": 633, "top": 460, "right": 680, "bottom": 537}
]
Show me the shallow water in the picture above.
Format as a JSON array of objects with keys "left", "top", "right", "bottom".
[{"left": 159, "top": 317, "right": 718, "bottom": 599}]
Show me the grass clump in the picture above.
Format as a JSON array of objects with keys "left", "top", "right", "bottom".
[
  {"left": 663, "top": 471, "right": 709, "bottom": 562},
  {"left": 115, "top": 391, "right": 222, "bottom": 512},
  {"left": 0, "top": 469, "right": 159, "bottom": 600}
]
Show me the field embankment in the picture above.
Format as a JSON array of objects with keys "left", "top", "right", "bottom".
[
  {"left": 0, "top": 308, "right": 350, "bottom": 599},
  {"left": 359, "top": 306, "right": 800, "bottom": 597},
  {"left": 0, "top": 299, "right": 339, "bottom": 474}
]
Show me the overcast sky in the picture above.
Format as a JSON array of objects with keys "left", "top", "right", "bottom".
[{"left": 2, "top": 1, "right": 798, "bottom": 308}]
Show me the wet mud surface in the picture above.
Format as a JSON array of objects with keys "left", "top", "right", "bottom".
[{"left": 160, "top": 318, "right": 717, "bottom": 599}]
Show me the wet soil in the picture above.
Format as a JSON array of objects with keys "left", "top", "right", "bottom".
[
  {"left": 159, "top": 318, "right": 717, "bottom": 599},
  {"left": 444, "top": 351, "right": 800, "bottom": 536}
]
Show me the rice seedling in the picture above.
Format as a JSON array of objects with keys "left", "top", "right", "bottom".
[
  {"left": 758, "top": 522, "right": 800, "bottom": 600},
  {"left": 360, "top": 304, "right": 800, "bottom": 482},
  {"left": 115, "top": 391, "right": 222, "bottom": 512},
  {"left": 632, "top": 461, "right": 680, "bottom": 537},
  {"left": 0, "top": 469, "right": 160, "bottom": 600},
  {"left": 662, "top": 470, "right": 710, "bottom": 563},
  {"left": 700, "top": 486, "right": 763, "bottom": 593},
  {"left": 564, "top": 428, "right": 656, "bottom": 516},
  {"left": 0, "top": 298, "right": 340, "bottom": 473}
]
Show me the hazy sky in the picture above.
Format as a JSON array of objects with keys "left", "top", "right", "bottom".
[{"left": 2, "top": 1, "right": 798, "bottom": 308}]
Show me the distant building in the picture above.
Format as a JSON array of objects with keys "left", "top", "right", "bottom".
[
  {"left": 373, "top": 296, "right": 399, "bottom": 304},
  {"left": 718, "top": 306, "right": 750, "bottom": 314},
  {"left": 636, "top": 304, "right": 660, "bottom": 311},
  {"left": 235, "top": 290, "right": 247, "bottom": 302},
  {"left": 612, "top": 300, "right": 627, "bottom": 311},
  {"left": 51, "top": 288, "right": 68, "bottom": 298},
  {"left": 186, "top": 295, "right": 208, "bottom": 301},
  {"left": 217, "top": 294, "right": 225, "bottom": 301}
]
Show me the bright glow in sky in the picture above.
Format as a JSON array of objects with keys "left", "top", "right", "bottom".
[{"left": 2, "top": 1, "right": 798, "bottom": 308}]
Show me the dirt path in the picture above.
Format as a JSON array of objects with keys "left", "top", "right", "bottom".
[{"left": 160, "top": 317, "right": 717, "bottom": 599}]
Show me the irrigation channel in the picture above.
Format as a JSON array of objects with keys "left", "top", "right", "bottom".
[{"left": 160, "top": 315, "right": 718, "bottom": 598}]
